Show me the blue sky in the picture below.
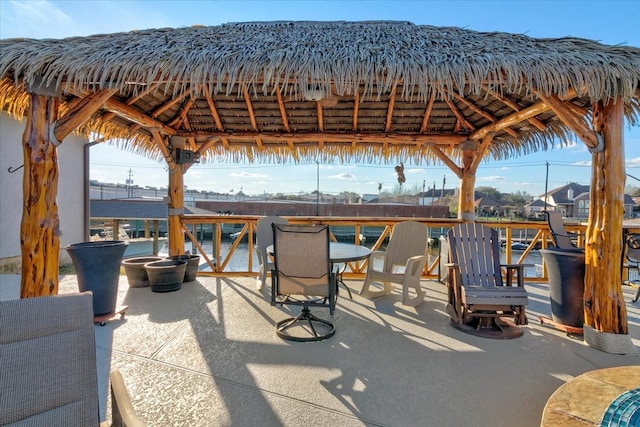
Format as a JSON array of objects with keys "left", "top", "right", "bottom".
[{"left": 1, "top": 0, "right": 639, "bottom": 197}]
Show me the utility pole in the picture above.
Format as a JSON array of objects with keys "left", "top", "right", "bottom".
[
  {"left": 422, "top": 180, "right": 426, "bottom": 206},
  {"left": 440, "top": 175, "right": 446, "bottom": 205},
  {"left": 126, "top": 169, "right": 134, "bottom": 198},
  {"left": 544, "top": 161, "right": 549, "bottom": 211}
]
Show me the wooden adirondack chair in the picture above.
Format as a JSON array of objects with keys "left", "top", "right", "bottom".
[{"left": 446, "top": 223, "right": 529, "bottom": 338}]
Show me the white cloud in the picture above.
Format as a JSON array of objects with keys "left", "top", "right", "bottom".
[
  {"left": 479, "top": 175, "right": 507, "bottom": 183},
  {"left": 626, "top": 157, "right": 640, "bottom": 167},
  {"left": 571, "top": 160, "right": 591, "bottom": 166},
  {"left": 328, "top": 173, "right": 356, "bottom": 180},
  {"left": 230, "top": 172, "right": 269, "bottom": 178}
]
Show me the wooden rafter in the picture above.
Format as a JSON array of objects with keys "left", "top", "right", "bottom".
[
  {"left": 352, "top": 91, "right": 359, "bottom": 132},
  {"left": 538, "top": 93, "right": 598, "bottom": 148},
  {"left": 54, "top": 88, "right": 117, "bottom": 141},
  {"left": 168, "top": 96, "right": 196, "bottom": 129},
  {"left": 447, "top": 90, "right": 517, "bottom": 137},
  {"left": 204, "top": 91, "right": 224, "bottom": 131},
  {"left": 420, "top": 92, "right": 436, "bottom": 133},
  {"left": 274, "top": 85, "right": 290, "bottom": 132},
  {"left": 484, "top": 87, "right": 546, "bottom": 131},
  {"left": 443, "top": 97, "right": 476, "bottom": 132},
  {"left": 102, "top": 82, "right": 160, "bottom": 121},
  {"left": 101, "top": 96, "right": 177, "bottom": 135},
  {"left": 242, "top": 83, "right": 259, "bottom": 131},
  {"left": 385, "top": 85, "right": 397, "bottom": 132},
  {"left": 316, "top": 102, "right": 324, "bottom": 132},
  {"left": 151, "top": 91, "right": 189, "bottom": 118},
  {"left": 472, "top": 87, "right": 578, "bottom": 140}
]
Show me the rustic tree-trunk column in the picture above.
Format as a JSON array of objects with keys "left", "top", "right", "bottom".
[
  {"left": 167, "top": 162, "right": 185, "bottom": 256},
  {"left": 583, "top": 99, "right": 629, "bottom": 340},
  {"left": 20, "top": 93, "right": 60, "bottom": 297},
  {"left": 457, "top": 142, "right": 478, "bottom": 222}
]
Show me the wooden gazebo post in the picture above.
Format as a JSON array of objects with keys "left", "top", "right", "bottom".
[
  {"left": 20, "top": 91, "right": 60, "bottom": 297},
  {"left": 20, "top": 83, "right": 115, "bottom": 297},
  {"left": 583, "top": 99, "right": 632, "bottom": 352}
]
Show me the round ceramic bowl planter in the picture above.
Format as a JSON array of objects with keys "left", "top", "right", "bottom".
[
  {"left": 169, "top": 254, "right": 200, "bottom": 282},
  {"left": 144, "top": 259, "right": 187, "bottom": 292},
  {"left": 122, "top": 256, "right": 165, "bottom": 288}
]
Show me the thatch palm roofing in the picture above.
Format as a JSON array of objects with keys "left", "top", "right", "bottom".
[{"left": 1, "top": 21, "right": 639, "bottom": 165}]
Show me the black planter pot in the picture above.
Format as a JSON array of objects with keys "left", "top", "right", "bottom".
[
  {"left": 122, "top": 256, "right": 165, "bottom": 287},
  {"left": 169, "top": 254, "right": 200, "bottom": 282},
  {"left": 145, "top": 260, "right": 187, "bottom": 292},
  {"left": 540, "top": 248, "right": 586, "bottom": 328},
  {"left": 65, "top": 240, "right": 128, "bottom": 316}
]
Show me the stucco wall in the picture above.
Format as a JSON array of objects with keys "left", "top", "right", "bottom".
[{"left": 0, "top": 112, "right": 86, "bottom": 270}]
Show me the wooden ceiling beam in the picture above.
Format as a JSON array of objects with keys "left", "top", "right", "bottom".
[
  {"left": 385, "top": 85, "right": 397, "bottom": 132},
  {"left": 180, "top": 130, "right": 468, "bottom": 145},
  {"left": 54, "top": 88, "right": 118, "bottom": 141}
]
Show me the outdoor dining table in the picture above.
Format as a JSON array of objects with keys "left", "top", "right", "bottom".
[{"left": 267, "top": 242, "right": 371, "bottom": 263}]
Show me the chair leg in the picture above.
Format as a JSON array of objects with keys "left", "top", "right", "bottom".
[
  {"left": 634, "top": 285, "right": 640, "bottom": 303},
  {"left": 276, "top": 306, "right": 335, "bottom": 342},
  {"left": 401, "top": 277, "right": 424, "bottom": 307},
  {"left": 359, "top": 274, "right": 394, "bottom": 299}
]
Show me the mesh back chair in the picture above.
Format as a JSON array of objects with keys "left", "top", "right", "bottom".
[
  {"left": 254, "top": 215, "right": 289, "bottom": 290},
  {"left": 446, "top": 223, "right": 529, "bottom": 339},
  {"left": 359, "top": 221, "right": 429, "bottom": 306},
  {"left": 0, "top": 292, "right": 145, "bottom": 426},
  {"left": 624, "top": 233, "right": 640, "bottom": 303},
  {"left": 271, "top": 224, "right": 337, "bottom": 342}
]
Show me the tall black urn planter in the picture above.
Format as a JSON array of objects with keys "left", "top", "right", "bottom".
[{"left": 65, "top": 240, "right": 128, "bottom": 316}]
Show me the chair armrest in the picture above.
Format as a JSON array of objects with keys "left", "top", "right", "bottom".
[
  {"left": 405, "top": 255, "right": 428, "bottom": 276},
  {"left": 110, "top": 370, "right": 146, "bottom": 427},
  {"left": 367, "top": 251, "right": 387, "bottom": 270},
  {"left": 501, "top": 264, "right": 531, "bottom": 287}
]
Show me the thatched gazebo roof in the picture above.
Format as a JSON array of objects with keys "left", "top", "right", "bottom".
[{"left": 1, "top": 20, "right": 639, "bottom": 165}]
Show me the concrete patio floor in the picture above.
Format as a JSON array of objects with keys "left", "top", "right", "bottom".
[{"left": 4, "top": 274, "right": 640, "bottom": 426}]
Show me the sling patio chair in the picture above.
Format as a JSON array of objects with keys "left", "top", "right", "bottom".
[
  {"left": 0, "top": 292, "right": 145, "bottom": 426},
  {"left": 544, "top": 210, "right": 583, "bottom": 252},
  {"left": 623, "top": 233, "right": 640, "bottom": 303},
  {"left": 270, "top": 223, "right": 337, "bottom": 342},
  {"left": 359, "top": 221, "right": 429, "bottom": 306},
  {"left": 254, "top": 215, "right": 289, "bottom": 290},
  {"left": 446, "top": 222, "right": 529, "bottom": 339}
]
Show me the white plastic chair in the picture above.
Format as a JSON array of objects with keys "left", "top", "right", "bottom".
[{"left": 359, "top": 221, "right": 429, "bottom": 306}]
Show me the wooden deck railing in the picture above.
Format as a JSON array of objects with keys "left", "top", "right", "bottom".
[{"left": 179, "top": 215, "right": 621, "bottom": 283}]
